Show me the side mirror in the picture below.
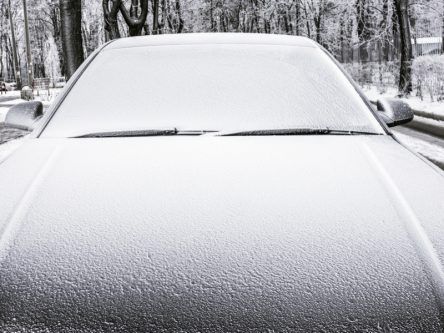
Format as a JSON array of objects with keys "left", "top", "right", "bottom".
[
  {"left": 376, "top": 97, "right": 414, "bottom": 127},
  {"left": 5, "top": 101, "right": 43, "bottom": 131}
]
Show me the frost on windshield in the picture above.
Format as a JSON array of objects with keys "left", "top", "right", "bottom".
[{"left": 42, "top": 44, "right": 382, "bottom": 138}]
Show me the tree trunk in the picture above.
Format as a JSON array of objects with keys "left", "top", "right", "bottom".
[
  {"left": 392, "top": 1, "right": 400, "bottom": 60},
  {"left": 295, "top": 0, "right": 300, "bottom": 35},
  {"left": 395, "top": 0, "right": 413, "bottom": 95},
  {"left": 314, "top": 15, "right": 322, "bottom": 44},
  {"left": 303, "top": 3, "right": 311, "bottom": 38},
  {"left": 356, "top": 0, "right": 369, "bottom": 62},
  {"left": 153, "top": 0, "right": 160, "bottom": 34},
  {"left": 8, "top": 0, "right": 22, "bottom": 89},
  {"left": 380, "top": 0, "right": 390, "bottom": 61},
  {"left": 60, "top": 0, "right": 85, "bottom": 80},
  {"left": 23, "top": 0, "right": 34, "bottom": 86},
  {"left": 175, "top": 0, "right": 184, "bottom": 33},
  {"left": 160, "top": 0, "right": 166, "bottom": 33},
  {"left": 103, "top": 0, "right": 122, "bottom": 40},
  {"left": 49, "top": 4, "right": 66, "bottom": 77},
  {"left": 339, "top": 17, "right": 347, "bottom": 63},
  {"left": 442, "top": 6, "right": 444, "bottom": 54}
]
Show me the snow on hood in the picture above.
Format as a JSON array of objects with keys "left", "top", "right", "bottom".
[{"left": 0, "top": 136, "right": 443, "bottom": 332}]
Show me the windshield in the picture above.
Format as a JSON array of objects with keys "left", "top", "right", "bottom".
[{"left": 41, "top": 44, "right": 384, "bottom": 137}]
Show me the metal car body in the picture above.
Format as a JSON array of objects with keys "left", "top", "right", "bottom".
[{"left": 0, "top": 34, "right": 443, "bottom": 332}]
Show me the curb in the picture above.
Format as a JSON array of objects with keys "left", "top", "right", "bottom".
[
  {"left": 425, "top": 156, "right": 444, "bottom": 170},
  {"left": 405, "top": 117, "right": 444, "bottom": 139},
  {"left": 413, "top": 109, "right": 444, "bottom": 122}
]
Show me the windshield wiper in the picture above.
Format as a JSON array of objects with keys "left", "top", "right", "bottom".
[
  {"left": 219, "top": 128, "right": 382, "bottom": 136},
  {"left": 72, "top": 129, "right": 218, "bottom": 138},
  {"left": 73, "top": 128, "right": 381, "bottom": 138}
]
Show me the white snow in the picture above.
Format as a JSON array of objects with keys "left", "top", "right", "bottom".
[
  {"left": 0, "top": 135, "right": 443, "bottom": 331},
  {"left": 412, "top": 37, "right": 442, "bottom": 45},
  {"left": 393, "top": 130, "right": 444, "bottom": 165},
  {"left": 42, "top": 43, "right": 383, "bottom": 138},
  {"left": 0, "top": 137, "right": 27, "bottom": 162},
  {"left": 5, "top": 99, "right": 26, "bottom": 105},
  {"left": 0, "top": 107, "right": 9, "bottom": 122}
]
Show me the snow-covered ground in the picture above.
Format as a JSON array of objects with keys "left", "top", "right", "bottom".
[
  {"left": 393, "top": 130, "right": 444, "bottom": 166},
  {"left": 0, "top": 107, "right": 9, "bottom": 123}
]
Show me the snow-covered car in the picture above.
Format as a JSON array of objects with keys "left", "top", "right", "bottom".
[{"left": 1, "top": 34, "right": 444, "bottom": 332}]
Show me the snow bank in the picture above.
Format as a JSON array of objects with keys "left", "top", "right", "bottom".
[
  {"left": 0, "top": 107, "right": 9, "bottom": 123},
  {"left": 394, "top": 131, "right": 444, "bottom": 167}
]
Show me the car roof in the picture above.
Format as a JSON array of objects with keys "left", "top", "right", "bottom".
[{"left": 105, "top": 33, "right": 319, "bottom": 50}]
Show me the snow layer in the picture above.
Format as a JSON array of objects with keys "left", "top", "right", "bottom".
[
  {"left": 0, "top": 108, "right": 9, "bottom": 122},
  {"left": 42, "top": 43, "right": 382, "bottom": 138},
  {"left": 394, "top": 131, "right": 444, "bottom": 163},
  {"left": 0, "top": 136, "right": 443, "bottom": 332},
  {"left": 0, "top": 136, "right": 26, "bottom": 161}
]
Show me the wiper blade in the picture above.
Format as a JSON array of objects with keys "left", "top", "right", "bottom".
[
  {"left": 73, "top": 129, "right": 177, "bottom": 138},
  {"left": 72, "top": 129, "right": 218, "bottom": 138},
  {"left": 219, "top": 128, "right": 382, "bottom": 136}
]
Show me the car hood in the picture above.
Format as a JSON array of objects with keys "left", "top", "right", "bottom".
[{"left": 0, "top": 136, "right": 443, "bottom": 332}]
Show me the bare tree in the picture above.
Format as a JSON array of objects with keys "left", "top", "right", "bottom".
[
  {"left": 295, "top": 0, "right": 301, "bottom": 35},
  {"left": 356, "top": 0, "right": 370, "bottom": 62},
  {"left": 152, "top": 0, "right": 160, "bottom": 34},
  {"left": 60, "top": 0, "right": 84, "bottom": 79},
  {"left": 23, "top": 0, "right": 33, "bottom": 86},
  {"left": 8, "top": 0, "right": 21, "bottom": 89},
  {"left": 394, "top": 0, "right": 413, "bottom": 95},
  {"left": 175, "top": 0, "right": 184, "bottom": 33},
  {"left": 442, "top": 2, "right": 444, "bottom": 54},
  {"left": 3, "top": 0, "right": 443, "bottom": 93},
  {"left": 120, "top": 0, "right": 149, "bottom": 36}
]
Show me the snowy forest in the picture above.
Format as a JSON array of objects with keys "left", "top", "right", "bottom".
[{"left": 0, "top": 0, "right": 443, "bottom": 97}]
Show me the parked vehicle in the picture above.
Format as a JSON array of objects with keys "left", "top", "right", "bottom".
[{"left": 1, "top": 34, "right": 443, "bottom": 332}]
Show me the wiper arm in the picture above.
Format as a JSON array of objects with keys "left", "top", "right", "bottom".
[
  {"left": 219, "top": 128, "right": 382, "bottom": 136},
  {"left": 329, "top": 130, "right": 382, "bottom": 136},
  {"left": 72, "top": 129, "right": 218, "bottom": 138}
]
